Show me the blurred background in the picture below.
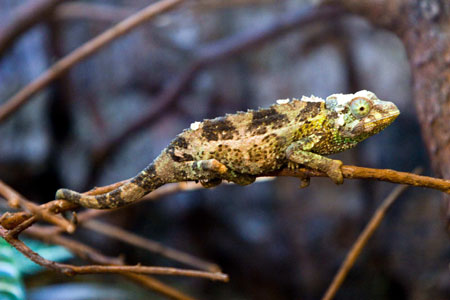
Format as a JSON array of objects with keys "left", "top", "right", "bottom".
[{"left": 0, "top": 0, "right": 449, "bottom": 299}]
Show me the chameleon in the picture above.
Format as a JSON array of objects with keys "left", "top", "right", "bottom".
[{"left": 55, "top": 90, "right": 399, "bottom": 209}]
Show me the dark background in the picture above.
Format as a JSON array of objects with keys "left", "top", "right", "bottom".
[{"left": 0, "top": 0, "right": 449, "bottom": 299}]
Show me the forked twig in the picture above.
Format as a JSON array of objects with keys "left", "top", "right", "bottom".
[
  {"left": 0, "top": 180, "right": 75, "bottom": 232},
  {"left": 0, "top": 226, "right": 228, "bottom": 281},
  {"left": 1, "top": 165, "right": 449, "bottom": 233},
  {"left": 23, "top": 226, "right": 199, "bottom": 300}
]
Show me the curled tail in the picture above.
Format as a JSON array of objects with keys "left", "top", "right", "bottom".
[{"left": 56, "top": 163, "right": 164, "bottom": 209}]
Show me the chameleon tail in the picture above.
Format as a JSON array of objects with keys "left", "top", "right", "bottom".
[{"left": 55, "top": 163, "right": 164, "bottom": 209}]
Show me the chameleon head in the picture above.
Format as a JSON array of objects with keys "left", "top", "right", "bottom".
[{"left": 325, "top": 90, "right": 400, "bottom": 142}]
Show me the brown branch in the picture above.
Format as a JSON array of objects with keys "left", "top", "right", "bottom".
[
  {"left": 0, "top": 226, "right": 228, "bottom": 281},
  {"left": 0, "top": 0, "right": 65, "bottom": 58},
  {"left": 7, "top": 215, "right": 37, "bottom": 238},
  {"left": 1, "top": 179, "right": 221, "bottom": 285},
  {"left": 321, "top": 173, "right": 413, "bottom": 300},
  {"left": 0, "top": 181, "right": 203, "bottom": 231},
  {"left": 0, "top": 165, "right": 445, "bottom": 295},
  {"left": 0, "top": 0, "right": 184, "bottom": 123},
  {"left": 24, "top": 224, "right": 199, "bottom": 300},
  {"left": 83, "top": 219, "right": 221, "bottom": 272},
  {"left": 14, "top": 181, "right": 219, "bottom": 271},
  {"left": 1, "top": 165, "right": 449, "bottom": 233},
  {"left": 0, "top": 180, "right": 75, "bottom": 232},
  {"left": 25, "top": 226, "right": 124, "bottom": 266},
  {"left": 271, "top": 165, "right": 450, "bottom": 194}
]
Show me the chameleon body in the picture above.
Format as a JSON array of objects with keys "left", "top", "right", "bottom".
[{"left": 56, "top": 90, "right": 399, "bottom": 209}]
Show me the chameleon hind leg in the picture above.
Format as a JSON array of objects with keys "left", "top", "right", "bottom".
[
  {"left": 286, "top": 139, "right": 344, "bottom": 184},
  {"left": 176, "top": 159, "right": 255, "bottom": 187}
]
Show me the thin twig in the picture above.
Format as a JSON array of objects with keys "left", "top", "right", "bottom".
[
  {"left": 272, "top": 165, "right": 450, "bottom": 194},
  {"left": 1, "top": 166, "right": 449, "bottom": 232},
  {"left": 0, "top": 0, "right": 184, "bottom": 122},
  {"left": 24, "top": 226, "right": 199, "bottom": 300},
  {"left": 7, "top": 215, "right": 37, "bottom": 238},
  {"left": 25, "top": 226, "right": 124, "bottom": 265},
  {"left": 0, "top": 181, "right": 202, "bottom": 230},
  {"left": 321, "top": 174, "right": 414, "bottom": 300},
  {"left": 0, "top": 226, "right": 228, "bottom": 281},
  {"left": 83, "top": 219, "right": 221, "bottom": 272},
  {"left": 0, "top": 180, "right": 75, "bottom": 232}
]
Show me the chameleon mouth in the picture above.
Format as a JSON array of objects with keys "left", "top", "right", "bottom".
[{"left": 364, "top": 111, "right": 400, "bottom": 131}]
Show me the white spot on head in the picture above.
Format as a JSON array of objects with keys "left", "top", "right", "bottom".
[
  {"left": 327, "top": 90, "right": 378, "bottom": 107},
  {"left": 276, "top": 98, "right": 290, "bottom": 104},
  {"left": 337, "top": 114, "right": 345, "bottom": 126},
  {"left": 301, "top": 95, "right": 324, "bottom": 102},
  {"left": 190, "top": 121, "right": 201, "bottom": 130},
  {"left": 326, "top": 90, "right": 380, "bottom": 115}
]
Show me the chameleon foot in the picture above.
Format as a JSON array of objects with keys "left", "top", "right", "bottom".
[
  {"left": 225, "top": 172, "right": 256, "bottom": 186},
  {"left": 286, "top": 143, "right": 344, "bottom": 185},
  {"left": 200, "top": 178, "right": 223, "bottom": 188},
  {"left": 299, "top": 177, "right": 310, "bottom": 188},
  {"left": 325, "top": 159, "right": 344, "bottom": 184}
]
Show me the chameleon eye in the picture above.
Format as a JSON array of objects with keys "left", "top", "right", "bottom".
[{"left": 350, "top": 97, "right": 372, "bottom": 118}]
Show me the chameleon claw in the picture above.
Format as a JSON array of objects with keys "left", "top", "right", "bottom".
[
  {"left": 299, "top": 177, "right": 310, "bottom": 188},
  {"left": 200, "top": 178, "right": 223, "bottom": 188}
]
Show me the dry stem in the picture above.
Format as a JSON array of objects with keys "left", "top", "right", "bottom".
[
  {"left": 272, "top": 165, "right": 450, "bottom": 193},
  {"left": 23, "top": 225, "right": 199, "bottom": 300},
  {"left": 0, "top": 180, "right": 75, "bottom": 232},
  {"left": 321, "top": 177, "right": 412, "bottom": 300},
  {"left": 0, "top": 226, "right": 228, "bottom": 281},
  {"left": 1, "top": 165, "right": 449, "bottom": 233},
  {"left": 25, "top": 226, "right": 124, "bottom": 265},
  {"left": 83, "top": 219, "right": 221, "bottom": 272}
]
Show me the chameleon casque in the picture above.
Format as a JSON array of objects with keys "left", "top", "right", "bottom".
[{"left": 56, "top": 90, "right": 400, "bottom": 209}]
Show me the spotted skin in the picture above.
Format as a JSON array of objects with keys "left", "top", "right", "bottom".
[{"left": 56, "top": 90, "right": 400, "bottom": 209}]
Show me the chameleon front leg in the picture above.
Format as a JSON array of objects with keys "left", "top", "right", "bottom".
[{"left": 285, "top": 138, "right": 344, "bottom": 184}]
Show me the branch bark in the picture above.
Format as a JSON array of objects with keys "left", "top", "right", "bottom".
[
  {"left": 0, "top": 226, "right": 228, "bottom": 281},
  {"left": 1, "top": 165, "right": 449, "bottom": 233}
]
